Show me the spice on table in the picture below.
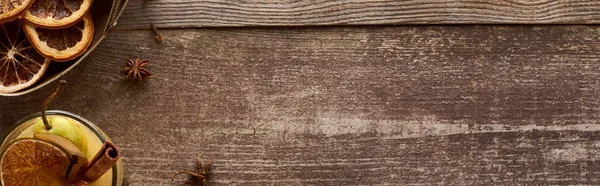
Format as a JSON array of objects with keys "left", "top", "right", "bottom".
[
  {"left": 172, "top": 157, "right": 214, "bottom": 186},
  {"left": 151, "top": 23, "right": 163, "bottom": 41},
  {"left": 120, "top": 57, "right": 153, "bottom": 81}
]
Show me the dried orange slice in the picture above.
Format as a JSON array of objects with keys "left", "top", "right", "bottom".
[
  {"left": 0, "top": 20, "right": 50, "bottom": 93},
  {"left": 0, "top": 138, "right": 70, "bottom": 186},
  {"left": 24, "top": 13, "right": 94, "bottom": 62},
  {"left": 23, "top": 0, "right": 93, "bottom": 28},
  {"left": 0, "top": 0, "right": 34, "bottom": 23}
]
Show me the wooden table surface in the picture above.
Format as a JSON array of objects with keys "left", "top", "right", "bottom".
[{"left": 2, "top": 0, "right": 600, "bottom": 185}]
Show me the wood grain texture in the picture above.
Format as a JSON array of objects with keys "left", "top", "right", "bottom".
[
  {"left": 116, "top": 0, "right": 600, "bottom": 29},
  {"left": 2, "top": 25, "right": 600, "bottom": 185}
]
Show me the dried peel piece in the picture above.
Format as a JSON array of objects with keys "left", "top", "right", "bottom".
[
  {"left": 0, "top": 0, "right": 34, "bottom": 23},
  {"left": 23, "top": 0, "right": 93, "bottom": 28},
  {"left": 0, "top": 20, "right": 50, "bottom": 93},
  {"left": 24, "top": 13, "right": 94, "bottom": 62}
]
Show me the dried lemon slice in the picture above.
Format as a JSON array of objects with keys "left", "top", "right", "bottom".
[
  {"left": 0, "top": 0, "right": 34, "bottom": 23},
  {"left": 0, "top": 138, "right": 70, "bottom": 186},
  {"left": 0, "top": 20, "right": 50, "bottom": 93},
  {"left": 24, "top": 13, "right": 94, "bottom": 62},
  {"left": 23, "top": 0, "right": 93, "bottom": 28}
]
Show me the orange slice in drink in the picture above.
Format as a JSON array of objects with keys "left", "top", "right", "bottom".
[
  {"left": 35, "top": 133, "right": 89, "bottom": 180},
  {"left": 0, "top": 20, "right": 50, "bottom": 93},
  {"left": 24, "top": 13, "right": 94, "bottom": 62},
  {"left": 0, "top": 138, "right": 70, "bottom": 186},
  {"left": 23, "top": 0, "right": 93, "bottom": 28}
]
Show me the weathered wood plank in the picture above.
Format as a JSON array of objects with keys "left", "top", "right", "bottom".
[
  {"left": 1, "top": 25, "right": 600, "bottom": 185},
  {"left": 116, "top": 0, "right": 600, "bottom": 28}
]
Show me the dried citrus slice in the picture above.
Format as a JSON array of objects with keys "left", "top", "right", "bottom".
[
  {"left": 24, "top": 13, "right": 94, "bottom": 62},
  {"left": 0, "top": 20, "right": 50, "bottom": 93},
  {"left": 0, "top": 0, "right": 34, "bottom": 23},
  {"left": 23, "top": 0, "right": 92, "bottom": 28},
  {"left": 0, "top": 138, "right": 70, "bottom": 186}
]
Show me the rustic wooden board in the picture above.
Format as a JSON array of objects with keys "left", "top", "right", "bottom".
[
  {"left": 2, "top": 25, "right": 600, "bottom": 185},
  {"left": 116, "top": 0, "right": 600, "bottom": 29}
]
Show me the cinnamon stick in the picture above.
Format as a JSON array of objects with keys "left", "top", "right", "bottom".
[{"left": 78, "top": 142, "right": 120, "bottom": 182}]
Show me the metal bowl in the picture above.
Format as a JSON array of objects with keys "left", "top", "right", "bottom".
[{"left": 0, "top": 0, "right": 129, "bottom": 96}]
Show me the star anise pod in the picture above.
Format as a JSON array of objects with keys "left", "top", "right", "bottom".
[
  {"left": 172, "top": 157, "right": 214, "bottom": 186},
  {"left": 120, "top": 57, "right": 153, "bottom": 81}
]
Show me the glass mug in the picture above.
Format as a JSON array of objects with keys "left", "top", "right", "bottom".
[{"left": 0, "top": 110, "right": 124, "bottom": 186}]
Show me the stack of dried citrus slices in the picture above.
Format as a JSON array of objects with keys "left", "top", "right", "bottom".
[{"left": 0, "top": 0, "right": 94, "bottom": 93}]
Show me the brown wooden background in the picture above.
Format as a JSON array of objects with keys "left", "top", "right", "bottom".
[{"left": 2, "top": 0, "right": 600, "bottom": 185}]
